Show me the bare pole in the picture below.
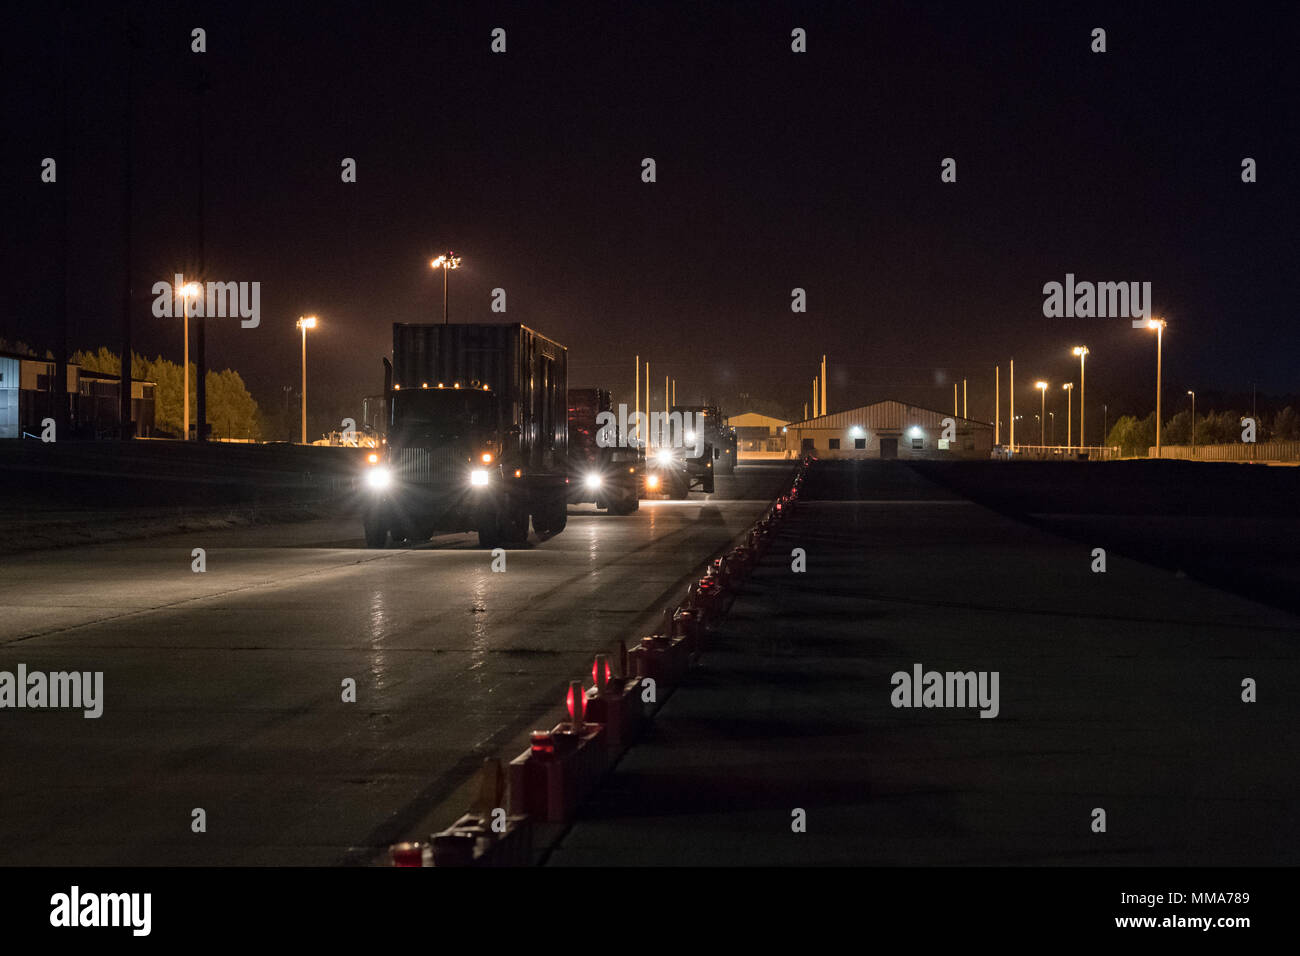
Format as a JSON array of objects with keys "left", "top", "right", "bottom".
[{"left": 995, "top": 366, "right": 1000, "bottom": 445}]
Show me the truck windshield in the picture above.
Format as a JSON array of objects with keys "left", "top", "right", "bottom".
[{"left": 390, "top": 389, "right": 497, "bottom": 438}]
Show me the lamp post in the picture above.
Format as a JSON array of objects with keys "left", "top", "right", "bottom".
[
  {"left": 176, "top": 281, "right": 202, "bottom": 440},
  {"left": 430, "top": 253, "right": 461, "bottom": 324},
  {"left": 1072, "top": 346, "right": 1088, "bottom": 447},
  {"left": 1146, "top": 318, "right": 1166, "bottom": 457},
  {"left": 1187, "top": 389, "right": 1196, "bottom": 450},
  {"left": 297, "top": 315, "right": 317, "bottom": 444},
  {"left": 1035, "top": 381, "right": 1048, "bottom": 445},
  {"left": 1062, "top": 382, "right": 1074, "bottom": 450}
]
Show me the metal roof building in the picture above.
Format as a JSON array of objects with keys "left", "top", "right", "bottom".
[{"left": 782, "top": 400, "right": 993, "bottom": 459}]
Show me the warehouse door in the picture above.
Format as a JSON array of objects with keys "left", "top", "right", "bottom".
[{"left": 880, "top": 438, "right": 897, "bottom": 459}]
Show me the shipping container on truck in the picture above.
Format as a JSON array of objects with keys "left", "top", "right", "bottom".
[
  {"left": 567, "top": 388, "right": 641, "bottom": 514},
  {"left": 360, "top": 323, "right": 568, "bottom": 548}
]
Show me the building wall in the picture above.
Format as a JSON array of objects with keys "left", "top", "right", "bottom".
[
  {"left": 782, "top": 400, "right": 993, "bottom": 460},
  {"left": 0, "top": 356, "right": 18, "bottom": 439}
]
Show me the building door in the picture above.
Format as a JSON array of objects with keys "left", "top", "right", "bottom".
[{"left": 880, "top": 437, "right": 897, "bottom": 459}]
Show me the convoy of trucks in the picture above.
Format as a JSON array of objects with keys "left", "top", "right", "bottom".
[{"left": 361, "top": 321, "right": 735, "bottom": 546}]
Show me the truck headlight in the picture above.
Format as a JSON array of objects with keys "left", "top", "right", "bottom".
[
  {"left": 656, "top": 448, "right": 674, "bottom": 467},
  {"left": 470, "top": 469, "right": 490, "bottom": 487},
  {"left": 645, "top": 474, "right": 659, "bottom": 490},
  {"left": 585, "top": 473, "right": 602, "bottom": 489},
  {"left": 365, "top": 465, "right": 391, "bottom": 490}
]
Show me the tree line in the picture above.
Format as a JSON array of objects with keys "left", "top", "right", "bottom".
[
  {"left": 71, "top": 348, "right": 261, "bottom": 441},
  {"left": 1105, "top": 407, "right": 1300, "bottom": 457}
]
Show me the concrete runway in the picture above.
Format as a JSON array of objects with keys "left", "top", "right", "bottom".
[
  {"left": 0, "top": 464, "right": 792, "bottom": 865},
  {"left": 551, "top": 462, "right": 1300, "bottom": 865}
]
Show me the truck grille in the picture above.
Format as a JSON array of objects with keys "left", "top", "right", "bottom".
[{"left": 395, "top": 446, "right": 457, "bottom": 484}]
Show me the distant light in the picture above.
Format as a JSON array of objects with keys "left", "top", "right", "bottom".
[
  {"left": 365, "top": 466, "right": 391, "bottom": 490},
  {"left": 781, "top": 426, "right": 787, "bottom": 433},
  {"left": 470, "top": 469, "right": 489, "bottom": 486},
  {"left": 453, "top": 383, "right": 460, "bottom": 389},
  {"left": 514, "top": 469, "right": 522, "bottom": 478},
  {"left": 176, "top": 281, "right": 202, "bottom": 299},
  {"left": 1035, "top": 381, "right": 1048, "bottom": 391},
  {"left": 297, "top": 315, "right": 318, "bottom": 330},
  {"left": 421, "top": 383, "right": 428, "bottom": 389},
  {"left": 483, "top": 384, "right": 490, "bottom": 391},
  {"left": 367, "top": 453, "right": 379, "bottom": 464},
  {"left": 908, "top": 426, "right": 923, "bottom": 438},
  {"left": 585, "top": 473, "right": 602, "bottom": 489},
  {"left": 849, "top": 426, "right": 863, "bottom": 438},
  {"left": 481, "top": 452, "right": 493, "bottom": 464},
  {"left": 393, "top": 384, "right": 401, "bottom": 390}
]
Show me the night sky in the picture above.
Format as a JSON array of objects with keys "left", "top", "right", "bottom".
[{"left": 3, "top": 0, "right": 1295, "bottom": 434}]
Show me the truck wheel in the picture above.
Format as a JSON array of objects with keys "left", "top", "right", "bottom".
[
  {"left": 503, "top": 501, "right": 531, "bottom": 545},
  {"left": 609, "top": 491, "right": 638, "bottom": 515},
  {"left": 363, "top": 514, "right": 388, "bottom": 549},
  {"left": 670, "top": 475, "right": 690, "bottom": 500},
  {"left": 703, "top": 471, "right": 715, "bottom": 494},
  {"left": 533, "top": 493, "right": 568, "bottom": 534},
  {"left": 478, "top": 512, "right": 502, "bottom": 549}
]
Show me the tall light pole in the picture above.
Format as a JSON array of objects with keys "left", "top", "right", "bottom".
[
  {"left": 1072, "top": 346, "right": 1088, "bottom": 447},
  {"left": 1146, "top": 318, "right": 1166, "bottom": 458},
  {"left": 176, "top": 281, "right": 201, "bottom": 440},
  {"left": 1187, "top": 389, "right": 1196, "bottom": 450},
  {"left": 430, "top": 253, "right": 461, "bottom": 324},
  {"left": 297, "top": 315, "right": 317, "bottom": 443},
  {"left": 1035, "top": 381, "right": 1048, "bottom": 445},
  {"left": 1062, "top": 382, "right": 1074, "bottom": 450}
]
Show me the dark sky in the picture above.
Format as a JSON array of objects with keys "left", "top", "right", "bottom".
[{"left": 3, "top": 0, "right": 1296, "bottom": 433}]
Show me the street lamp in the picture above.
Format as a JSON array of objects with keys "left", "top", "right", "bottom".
[
  {"left": 1062, "top": 382, "right": 1074, "bottom": 451},
  {"left": 1145, "top": 318, "right": 1166, "bottom": 457},
  {"left": 430, "top": 252, "right": 462, "bottom": 324},
  {"left": 1035, "top": 381, "right": 1048, "bottom": 445},
  {"left": 297, "top": 315, "right": 318, "bottom": 444},
  {"left": 1072, "top": 346, "right": 1088, "bottom": 447},
  {"left": 1187, "top": 389, "right": 1196, "bottom": 449},
  {"left": 176, "top": 281, "right": 202, "bottom": 440}
]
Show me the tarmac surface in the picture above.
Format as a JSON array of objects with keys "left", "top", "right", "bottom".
[
  {"left": 0, "top": 465, "right": 791, "bottom": 865},
  {"left": 548, "top": 461, "right": 1300, "bottom": 865}
]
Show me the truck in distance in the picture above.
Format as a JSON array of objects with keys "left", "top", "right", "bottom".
[{"left": 567, "top": 388, "right": 641, "bottom": 514}]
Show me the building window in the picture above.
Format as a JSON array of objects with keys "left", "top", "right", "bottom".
[
  {"left": 911, "top": 438, "right": 923, "bottom": 449},
  {"left": 854, "top": 437, "right": 866, "bottom": 449},
  {"left": 828, "top": 438, "right": 840, "bottom": 449}
]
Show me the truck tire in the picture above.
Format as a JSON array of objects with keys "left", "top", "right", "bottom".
[
  {"left": 670, "top": 474, "right": 690, "bottom": 500},
  {"left": 533, "top": 492, "right": 568, "bottom": 534},
  {"left": 478, "top": 512, "right": 502, "bottom": 549},
  {"left": 608, "top": 489, "right": 639, "bottom": 515},
  {"left": 503, "top": 501, "right": 531, "bottom": 545},
  {"left": 703, "top": 469, "right": 715, "bottom": 494},
  {"left": 363, "top": 514, "right": 388, "bottom": 549}
]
